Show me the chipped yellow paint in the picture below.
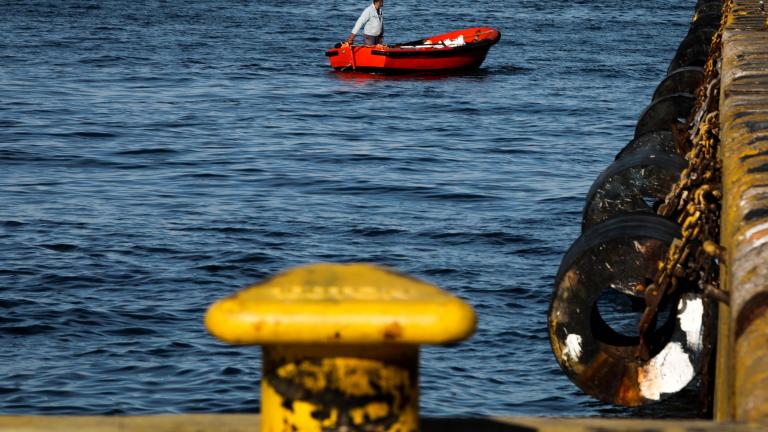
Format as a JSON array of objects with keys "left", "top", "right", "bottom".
[
  {"left": 205, "top": 263, "right": 476, "bottom": 345},
  {"left": 261, "top": 345, "right": 418, "bottom": 432},
  {"left": 719, "top": 0, "right": 768, "bottom": 423},
  {"left": 734, "top": 315, "right": 768, "bottom": 421},
  {"left": 206, "top": 263, "right": 475, "bottom": 431}
]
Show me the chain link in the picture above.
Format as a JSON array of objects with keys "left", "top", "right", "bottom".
[{"left": 635, "top": 0, "right": 732, "bottom": 361}]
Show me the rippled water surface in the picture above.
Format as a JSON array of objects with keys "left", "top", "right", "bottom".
[{"left": 1, "top": 0, "right": 699, "bottom": 418}]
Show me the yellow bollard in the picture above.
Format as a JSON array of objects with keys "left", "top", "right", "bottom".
[{"left": 205, "top": 263, "right": 476, "bottom": 432}]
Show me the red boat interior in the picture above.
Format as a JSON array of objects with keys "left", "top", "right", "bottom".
[{"left": 388, "top": 27, "right": 500, "bottom": 51}]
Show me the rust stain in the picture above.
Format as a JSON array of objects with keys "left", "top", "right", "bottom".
[
  {"left": 616, "top": 366, "right": 643, "bottom": 407},
  {"left": 383, "top": 322, "right": 403, "bottom": 341},
  {"left": 740, "top": 149, "right": 768, "bottom": 162},
  {"left": 252, "top": 321, "right": 264, "bottom": 333},
  {"left": 744, "top": 226, "right": 768, "bottom": 243},
  {"left": 735, "top": 292, "right": 768, "bottom": 339}
]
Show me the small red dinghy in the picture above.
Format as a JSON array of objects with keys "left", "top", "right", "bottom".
[{"left": 325, "top": 27, "right": 500, "bottom": 73}]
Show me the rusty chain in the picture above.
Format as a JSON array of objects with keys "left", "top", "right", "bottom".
[{"left": 635, "top": 0, "right": 732, "bottom": 362}]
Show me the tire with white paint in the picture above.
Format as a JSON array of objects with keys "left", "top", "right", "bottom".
[{"left": 548, "top": 213, "right": 708, "bottom": 406}]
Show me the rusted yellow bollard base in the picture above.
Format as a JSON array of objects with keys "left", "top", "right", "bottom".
[{"left": 261, "top": 345, "right": 418, "bottom": 432}]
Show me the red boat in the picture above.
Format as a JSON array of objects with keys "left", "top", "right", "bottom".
[{"left": 325, "top": 27, "right": 501, "bottom": 73}]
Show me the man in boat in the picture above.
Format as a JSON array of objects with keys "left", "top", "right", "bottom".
[{"left": 346, "top": 0, "right": 384, "bottom": 46}]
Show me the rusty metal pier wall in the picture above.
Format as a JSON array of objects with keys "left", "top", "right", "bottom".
[{"left": 717, "top": 0, "right": 768, "bottom": 422}]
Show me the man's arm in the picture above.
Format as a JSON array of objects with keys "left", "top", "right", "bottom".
[{"left": 348, "top": 6, "right": 371, "bottom": 43}]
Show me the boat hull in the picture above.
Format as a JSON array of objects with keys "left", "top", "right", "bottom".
[{"left": 325, "top": 27, "right": 500, "bottom": 74}]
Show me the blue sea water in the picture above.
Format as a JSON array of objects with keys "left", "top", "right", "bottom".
[{"left": 1, "top": 0, "right": 699, "bottom": 418}]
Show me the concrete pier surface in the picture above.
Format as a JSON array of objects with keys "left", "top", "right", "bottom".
[
  {"left": 717, "top": 0, "right": 768, "bottom": 422},
  {"left": 0, "top": 414, "right": 762, "bottom": 432}
]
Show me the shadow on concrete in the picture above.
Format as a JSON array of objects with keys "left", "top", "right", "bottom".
[{"left": 422, "top": 418, "right": 537, "bottom": 432}]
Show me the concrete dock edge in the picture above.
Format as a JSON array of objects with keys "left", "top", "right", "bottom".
[
  {"left": 0, "top": 414, "right": 762, "bottom": 432},
  {"left": 718, "top": 0, "right": 768, "bottom": 423}
]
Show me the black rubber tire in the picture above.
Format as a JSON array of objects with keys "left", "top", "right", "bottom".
[
  {"left": 582, "top": 150, "right": 686, "bottom": 230},
  {"left": 695, "top": 0, "right": 723, "bottom": 14},
  {"left": 690, "top": 11, "right": 723, "bottom": 31},
  {"left": 635, "top": 93, "right": 696, "bottom": 138},
  {"left": 653, "top": 66, "right": 704, "bottom": 101},
  {"left": 667, "top": 28, "right": 716, "bottom": 74},
  {"left": 614, "top": 131, "right": 676, "bottom": 160},
  {"left": 558, "top": 213, "right": 681, "bottom": 285},
  {"left": 692, "top": 1, "right": 723, "bottom": 17}
]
